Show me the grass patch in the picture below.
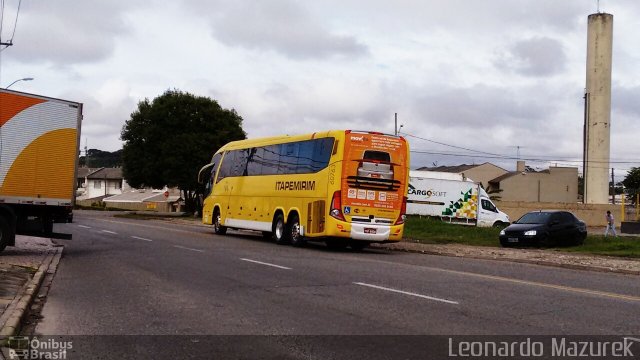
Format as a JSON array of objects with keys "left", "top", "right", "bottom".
[
  {"left": 404, "top": 216, "right": 501, "bottom": 247},
  {"left": 404, "top": 216, "right": 640, "bottom": 258},
  {"left": 559, "top": 235, "right": 640, "bottom": 258}
]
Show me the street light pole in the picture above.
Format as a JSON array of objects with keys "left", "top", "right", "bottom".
[{"left": 5, "top": 77, "right": 34, "bottom": 89}]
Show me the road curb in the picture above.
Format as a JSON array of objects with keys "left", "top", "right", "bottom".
[
  {"left": 0, "top": 246, "right": 63, "bottom": 341},
  {"left": 373, "top": 244, "right": 640, "bottom": 276}
]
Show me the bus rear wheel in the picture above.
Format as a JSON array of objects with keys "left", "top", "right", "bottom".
[
  {"left": 213, "top": 209, "right": 227, "bottom": 235},
  {"left": 272, "top": 213, "right": 288, "bottom": 245},
  {"left": 288, "top": 213, "right": 305, "bottom": 247}
]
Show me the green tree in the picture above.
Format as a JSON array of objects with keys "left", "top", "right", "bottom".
[
  {"left": 121, "top": 90, "right": 246, "bottom": 213},
  {"left": 80, "top": 149, "right": 123, "bottom": 168},
  {"left": 622, "top": 167, "right": 640, "bottom": 202}
]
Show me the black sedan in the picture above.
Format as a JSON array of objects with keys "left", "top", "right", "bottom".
[{"left": 499, "top": 210, "right": 587, "bottom": 247}]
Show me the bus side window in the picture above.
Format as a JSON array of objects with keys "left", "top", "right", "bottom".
[
  {"left": 311, "top": 138, "right": 334, "bottom": 171},
  {"left": 247, "top": 147, "right": 262, "bottom": 176},
  {"left": 262, "top": 145, "right": 280, "bottom": 175},
  {"left": 217, "top": 151, "right": 233, "bottom": 183},
  {"left": 296, "top": 140, "right": 314, "bottom": 174},
  {"left": 231, "top": 149, "right": 250, "bottom": 177},
  {"left": 279, "top": 142, "right": 299, "bottom": 174},
  {"left": 205, "top": 153, "right": 223, "bottom": 194}
]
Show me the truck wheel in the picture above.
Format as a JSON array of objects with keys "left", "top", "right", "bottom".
[
  {"left": 493, "top": 221, "right": 507, "bottom": 228},
  {"left": 0, "top": 217, "right": 12, "bottom": 252},
  {"left": 272, "top": 213, "right": 288, "bottom": 245},
  {"left": 288, "top": 213, "right": 305, "bottom": 247},
  {"left": 213, "top": 208, "right": 227, "bottom": 235},
  {"left": 43, "top": 215, "right": 54, "bottom": 235}
]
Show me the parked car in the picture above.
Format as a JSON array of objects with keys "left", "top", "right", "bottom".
[{"left": 499, "top": 210, "right": 587, "bottom": 247}]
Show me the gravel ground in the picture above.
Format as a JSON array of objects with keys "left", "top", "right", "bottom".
[
  {"left": 372, "top": 240, "right": 640, "bottom": 275},
  {"left": 0, "top": 236, "right": 60, "bottom": 269}
]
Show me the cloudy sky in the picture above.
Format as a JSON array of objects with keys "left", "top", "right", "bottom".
[{"left": 1, "top": 0, "right": 638, "bottom": 176}]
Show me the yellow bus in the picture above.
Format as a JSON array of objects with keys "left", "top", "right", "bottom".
[{"left": 198, "top": 130, "right": 410, "bottom": 250}]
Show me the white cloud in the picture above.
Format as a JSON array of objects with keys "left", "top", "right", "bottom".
[{"left": 2, "top": 0, "right": 639, "bottom": 174}]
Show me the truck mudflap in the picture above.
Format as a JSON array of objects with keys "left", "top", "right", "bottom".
[{"left": 350, "top": 223, "right": 391, "bottom": 241}]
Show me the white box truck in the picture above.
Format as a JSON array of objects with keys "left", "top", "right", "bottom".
[
  {"left": 0, "top": 89, "right": 82, "bottom": 252},
  {"left": 407, "top": 170, "right": 510, "bottom": 227}
]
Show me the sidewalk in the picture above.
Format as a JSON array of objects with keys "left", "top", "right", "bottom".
[{"left": 0, "top": 236, "right": 62, "bottom": 343}]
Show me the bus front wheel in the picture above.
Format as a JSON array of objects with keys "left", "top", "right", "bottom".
[
  {"left": 272, "top": 213, "right": 288, "bottom": 245},
  {"left": 213, "top": 209, "right": 227, "bottom": 235}
]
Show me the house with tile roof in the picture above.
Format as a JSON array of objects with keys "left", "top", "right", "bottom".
[
  {"left": 416, "top": 162, "right": 509, "bottom": 189},
  {"left": 77, "top": 167, "right": 130, "bottom": 200}
]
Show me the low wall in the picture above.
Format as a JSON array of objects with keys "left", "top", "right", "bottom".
[
  {"left": 494, "top": 201, "right": 622, "bottom": 227},
  {"left": 77, "top": 199, "right": 175, "bottom": 212}
]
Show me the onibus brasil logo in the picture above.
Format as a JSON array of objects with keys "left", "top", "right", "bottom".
[{"left": 6, "top": 336, "right": 72, "bottom": 359}]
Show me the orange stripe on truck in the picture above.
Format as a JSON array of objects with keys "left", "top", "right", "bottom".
[{"left": 0, "top": 92, "right": 46, "bottom": 127}]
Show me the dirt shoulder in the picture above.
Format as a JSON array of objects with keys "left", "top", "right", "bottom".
[{"left": 372, "top": 240, "right": 640, "bottom": 275}]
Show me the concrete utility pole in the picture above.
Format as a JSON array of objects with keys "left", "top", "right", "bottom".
[
  {"left": 583, "top": 12, "right": 613, "bottom": 204},
  {"left": 394, "top": 113, "right": 398, "bottom": 135},
  {"left": 611, "top": 168, "right": 615, "bottom": 204}
]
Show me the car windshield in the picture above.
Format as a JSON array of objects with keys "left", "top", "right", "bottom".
[
  {"left": 516, "top": 212, "right": 552, "bottom": 224},
  {"left": 363, "top": 150, "right": 390, "bottom": 162}
]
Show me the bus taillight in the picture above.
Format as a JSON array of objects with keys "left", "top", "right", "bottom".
[
  {"left": 395, "top": 196, "right": 407, "bottom": 225},
  {"left": 330, "top": 190, "right": 345, "bottom": 221}
]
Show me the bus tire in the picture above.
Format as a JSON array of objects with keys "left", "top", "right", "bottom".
[
  {"left": 288, "top": 213, "right": 305, "bottom": 247},
  {"left": 213, "top": 208, "right": 227, "bottom": 235},
  {"left": 272, "top": 213, "right": 288, "bottom": 245}
]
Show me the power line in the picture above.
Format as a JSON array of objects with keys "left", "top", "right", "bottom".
[
  {"left": 0, "top": 0, "right": 20, "bottom": 50},
  {"left": 410, "top": 149, "right": 638, "bottom": 173},
  {"left": 402, "top": 132, "right": 504, "bottom": 157},
  {"left": 404, "top": 133, "right": 640, "bottom": 166}
]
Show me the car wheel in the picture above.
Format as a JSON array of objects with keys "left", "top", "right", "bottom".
[{"left": 539, "top": 232, "right": 554, "bottom": 247}]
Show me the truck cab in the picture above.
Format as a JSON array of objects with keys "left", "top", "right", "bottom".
[{"left": 477, "top": 188, "right": 510, "bottom": 227}]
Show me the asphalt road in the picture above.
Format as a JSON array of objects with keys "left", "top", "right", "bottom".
[{"left": 30, "top": 210, "right": 640, "bottom": 359}]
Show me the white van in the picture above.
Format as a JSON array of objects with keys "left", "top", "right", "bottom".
[{"left": 407, "top": 171, "right": 510, "bottom": 227}]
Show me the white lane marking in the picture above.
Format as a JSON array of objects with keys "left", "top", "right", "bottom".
[
  {"left": 173, "top": 245, "right": 204, "bottom": 253},
  {"left": 131, "top": 236, "right": 153, "bottom": 242},
  {"left": 78, "top": 225, "right": 91, "bottom": 229},
  {"left": 101, "top": 230, "right": 118, "bottom": 235},
  {"left": 354, "top": 282, "right": 459, "bottom": 305},
  {"left": 240, "top": 258, "right": 292, "bottom": 270}
]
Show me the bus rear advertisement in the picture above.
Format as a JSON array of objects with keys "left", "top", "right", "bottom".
[{"left": 198, "top": 130, "right": 409, "bottom": 250}]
